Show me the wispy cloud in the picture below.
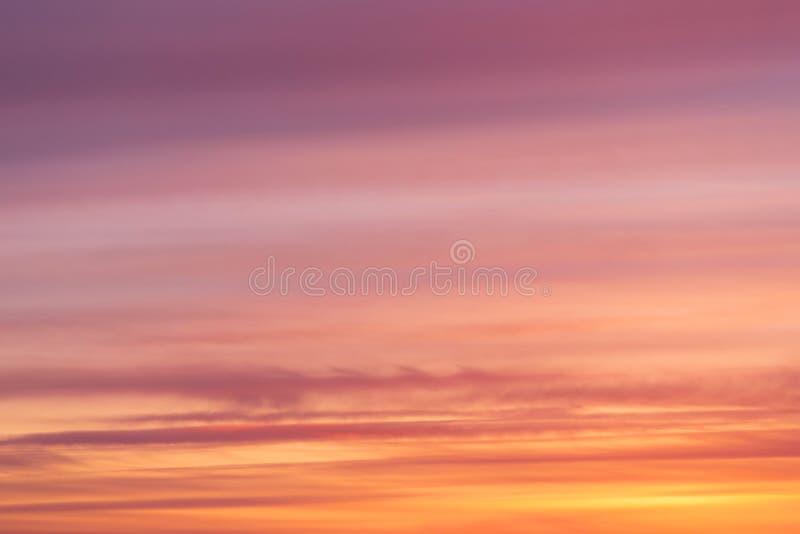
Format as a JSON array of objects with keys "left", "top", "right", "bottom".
[{"left": 1, "top": 365, "right": 797, "bottom": 407}]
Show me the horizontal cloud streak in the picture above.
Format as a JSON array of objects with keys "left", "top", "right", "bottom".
[
  {"left": 1, "top": 365, "right": 797, "bottom": 407},
  {"left": 5, "top": 422, "right": 799, "bottom": 463},
  {"left": 3, "top": 1, "right": 799, "bottom": 99},
  {"left": 0, "top": 493, "right": 401, "bottom": 514}
]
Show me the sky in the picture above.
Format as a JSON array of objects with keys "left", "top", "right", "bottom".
[{"left": 1, "top": 1, "right": 800, "bottom": 533}]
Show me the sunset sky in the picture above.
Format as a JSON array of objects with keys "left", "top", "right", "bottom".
[{"left": 2, "top": 1, "right": 800, "bottom": 533}]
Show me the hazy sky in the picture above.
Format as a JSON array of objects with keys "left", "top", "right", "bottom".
[{"left": 1, "top": 1, "right": 800, "bottom": 533}]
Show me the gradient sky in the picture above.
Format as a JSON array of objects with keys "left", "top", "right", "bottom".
[{"left": 2, "top": 1, "right": 800, "bottom": 533}]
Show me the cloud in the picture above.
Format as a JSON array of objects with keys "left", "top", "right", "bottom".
[
  {"left": 3, "top": 0, "right": 798, "bottom": 102},
  {"left": 0, "top": 492, "right": 401, "bottom": 514},
  {"left": 0, "top": 448, "right": 74, "bottom": 470},
  {"left": 0, "top": 365, "right": 797, "bottom": 408}
]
